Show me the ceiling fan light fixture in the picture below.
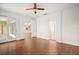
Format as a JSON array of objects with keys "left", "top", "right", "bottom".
[{"left": 34, "top": 11, "right": 37, "bottom": 14}]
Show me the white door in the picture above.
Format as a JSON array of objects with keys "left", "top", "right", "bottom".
[{"left": 49, "top": 20, "right": 56, "bottom": 40}]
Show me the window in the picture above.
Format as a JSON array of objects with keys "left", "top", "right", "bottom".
[
  {"left": 0, "top": 22, "right": 7, "bottom": 36},
  {"left": 0, "top": 16, "right": 7, "bottom": 36}
]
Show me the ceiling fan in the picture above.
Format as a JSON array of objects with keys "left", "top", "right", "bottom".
[{"left": 26, "top": 3, "right": 45, "bottom": 14}]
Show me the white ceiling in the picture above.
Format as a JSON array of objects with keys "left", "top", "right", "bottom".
[{"left": 0, "top": 3, "right": 79, "bottom": 18}]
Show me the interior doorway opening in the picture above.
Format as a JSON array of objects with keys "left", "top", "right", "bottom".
[{"left": 49, "top": 19, "right": 56, "bottom": 40}]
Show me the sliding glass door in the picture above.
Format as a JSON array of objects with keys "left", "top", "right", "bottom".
[{"left": 0, "top": 16, "right": 16, "bottom": 43}]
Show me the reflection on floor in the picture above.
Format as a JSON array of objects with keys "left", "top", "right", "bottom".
[
  {"left": 0, "top": 37, "right": 57, "bottom": 55},
  {"left": 0, "top": 34, "right": 79, "bottom": 55}
]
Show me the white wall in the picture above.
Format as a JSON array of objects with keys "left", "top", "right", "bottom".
[
  {"left": 0, "top": 9, "right": 33, "bottom": 42},
  {"left": 36, "top": 6, "right": 79, "bottom": 46},
  {"left": 31, "top": 19, "right": 37, "bottom": 37},
  {"left": 62, "top": 6, "right": 79, "bottom": 46},
  {"left": 36, "top": 12, "right": 62, "bottom": 41},
  {"left": 36, "top": 15, "right": 49, "bottom": 39}
]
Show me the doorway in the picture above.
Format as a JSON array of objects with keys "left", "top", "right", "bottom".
[{"left": 49, "top": 19, "right": 56, "bottom": 40}]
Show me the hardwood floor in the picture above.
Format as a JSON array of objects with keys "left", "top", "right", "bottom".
[
  {"left": 0, "top": 34, "right": 79, "bottom": 55},
  {"left": 0, "top": 37, "right": 58, "bottom": 55},
  {"left": 57, "top": 43, "right": 79, "bottom": 55}
]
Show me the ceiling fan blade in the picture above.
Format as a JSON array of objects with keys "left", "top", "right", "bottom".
[
  {"left": 26, "top": 8, "right": 34, "bottom": 10},
  {"left": 37, "top": 8, "right": 45, "bottom": 10}
]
